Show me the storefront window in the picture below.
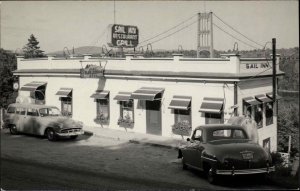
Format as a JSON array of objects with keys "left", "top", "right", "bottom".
[
  {"left": 118, "top": 100, "right": 134, "bottom": 127},
  {"left": 266, "top": 102, "right": 273, "bottom": 126},
  {"left": 263, "top": 137, "right": 271, "bottom": 152},
  {"left": 205, "top": 113, "right": 223, "bottom": 124},
  {"left": 174, "top": 109, "right": 191, "bottom": 124},
  {"left": 254, "top": 104, "right": 263, "bottom": 128},
  {"left": 96, "top": 98, "right": 110, "bottom": 124},
  {"left": 243, "top": 101, "right": 252, "bottom": 117},
  {"left": 60, "top": 97, "right": 72, "bottom": 117}
]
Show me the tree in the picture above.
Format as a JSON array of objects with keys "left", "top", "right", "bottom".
[
  {"left": 23, "top": 34, "right": 45, "bottom": 58},
  {"left": 0, "top": 49, "right": 18, "bottom": 108}
]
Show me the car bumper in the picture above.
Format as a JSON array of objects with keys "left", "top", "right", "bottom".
[
  {"left": 56, "top": 129, "right": 84, "bottom": 137},
  {"left": 216, "top": 166, "right": 275, "bottom": 175}
]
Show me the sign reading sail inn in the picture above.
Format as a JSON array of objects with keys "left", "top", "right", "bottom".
[
  {"left": 240, "top": 61, "right": 271, "bottom": 73},
  {"left": 107, "top": 24, "right": 139, "bottom": 48}
]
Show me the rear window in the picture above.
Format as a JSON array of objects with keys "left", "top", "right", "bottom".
[
  {"left": 7, "top": 107, "right": 16, "bottom": 114},
  {"left": 209, "top": 129, "right": 248, "bottom": 142}
]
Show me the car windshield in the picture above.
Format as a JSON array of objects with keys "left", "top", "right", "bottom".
[
  {"left": 207, "top": 128, "right": 248, "bottom": 142},
  {"left": 39, "top": 107, "right": 62, "bottom": 117}
]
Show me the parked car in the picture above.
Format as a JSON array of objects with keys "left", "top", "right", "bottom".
[
  {"left": 3, "top": 103, "right": 84, "bottom": 141},
  {"left": 178, "top": 124, "right": 275, "bottom": 184}
]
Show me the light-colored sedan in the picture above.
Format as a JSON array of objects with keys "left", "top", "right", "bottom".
[{"left": 3, "top": 103, "right": 84, "bottom": 141}]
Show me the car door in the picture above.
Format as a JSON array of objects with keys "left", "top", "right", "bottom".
[
  {"left": 27, "top": 108, "right": 40, "bottom": 135},
  {"left": 189, "top": 129, "right": 204, "bottom": 168},
  {"left": 17, "top": 107, "right": 27, "bottom": 133}
]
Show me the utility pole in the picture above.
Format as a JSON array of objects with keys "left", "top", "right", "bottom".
[
  {"left": 209, "top": 12, "right": 214, "bottom": 58},
  {"left": 272, "top": 38, "right": 277, "bottom": 116}
]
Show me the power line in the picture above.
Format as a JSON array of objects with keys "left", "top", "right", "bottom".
[
  {"left": 139, "top": 19, "right": 198, "bottom": 48},
  {"left": 213, "top": 23, "right": 260, "bottom": 49},
  {"left": 213, "top": 13, "right": 264, "bottom": 48},
  {"left": 138, "top": 14, "right": 197, "bottom": 46}
]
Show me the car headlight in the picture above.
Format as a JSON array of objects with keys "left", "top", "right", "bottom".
[{"left": 56, "top": 123, "right": 63, "bottom": 128}]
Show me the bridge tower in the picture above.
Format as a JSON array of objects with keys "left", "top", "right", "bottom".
[{"left": 197, "top": 12, "right": 214, "bottom": 58}]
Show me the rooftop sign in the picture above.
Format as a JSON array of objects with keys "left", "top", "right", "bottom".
[{"left": 107, "top": 24, "right": 139, "bottom": 48}]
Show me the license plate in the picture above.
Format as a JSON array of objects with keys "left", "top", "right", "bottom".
[{"left": 241, "top": 152, "right": 254, "bottom": 160}]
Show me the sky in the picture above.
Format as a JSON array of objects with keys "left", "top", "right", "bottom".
[{"left": 0, "top": 1, "right": 299, "bottom": 53}]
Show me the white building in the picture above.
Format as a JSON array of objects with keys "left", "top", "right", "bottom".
[{"left": 13, "top": 53, "right": 283, "bottom": 152}]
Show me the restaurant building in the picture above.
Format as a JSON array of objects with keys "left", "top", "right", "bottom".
[{"left": 13, "top": 53, "right": 283, "bottom": 152}]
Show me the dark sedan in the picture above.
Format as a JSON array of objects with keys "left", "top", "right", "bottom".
[{"left": 178, "top": 124, "right": 275, "bottom": 184}]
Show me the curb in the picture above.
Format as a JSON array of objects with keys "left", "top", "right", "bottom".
[{"left": 129, "top": 139, "right": 178, "bottom": 150}]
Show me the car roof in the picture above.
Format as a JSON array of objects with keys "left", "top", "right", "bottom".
[
  {"left": 194, "top": 124, "right": 244, "bottom": 131},
  {"left": 8, "top": 103, "right": 57, "bottom": 109}
]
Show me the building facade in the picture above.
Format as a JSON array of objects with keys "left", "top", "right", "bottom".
[{"left": 13, "top": 53, "right": 283, "bottom": 152}]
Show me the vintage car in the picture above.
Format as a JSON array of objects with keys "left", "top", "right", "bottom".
[
  {"left": 3, "top": 103, "right": 84, "bottom": 141},
  {"left": 178, "top": 124, "right": 275, "bottom": 184}
]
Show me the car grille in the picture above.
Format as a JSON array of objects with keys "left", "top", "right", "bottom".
[{"left": 61, "top": 128, "right": 82, "bottom": 134}]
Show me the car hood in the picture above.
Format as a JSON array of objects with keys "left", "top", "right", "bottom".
[
  {"left": 42, "top": 116, "right": 83, "bottom": 129},
  {"left": 205, "top": 140, "right": 269, "bottom": 162}
]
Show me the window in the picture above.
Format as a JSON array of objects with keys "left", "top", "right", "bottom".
[
  {"left": 266, "top": 102, "right": 273, "bottom": 126},
  {"left": 27, "top": 108, "right": 39, "bottom": 116},
  {"left": 205, "top": 113, "right": 223, "bottom": 124},
  {"left": 243, "top": 101, "right": 263, "bottom": 128},
  {"left": 254, "top": 104, "right": 263, "bottom": 128},
  {"left": 209, "top": 129, "right": 247, "bottom": 142},
  {"left": 174, "top": 109, "right": 191, "bottom": 125},
  {"left": 16, "top": 108, "right": 26, "bottom": 115},
  {"left": 96, "top": 98, "right": 110, "bottom": 123},
  {"left": 119, "top": 100, "right": 134, "bottom": 122},
  {"left": 263, "top": 137, "right": 271, "bottom": 152},
  {"left": 60, "top": 97, "right": 72, "bottom": 117},
  {"left": 243, "top": 101, "right": 252, "bottom": 117},
  {"left": 7, "top": 107, "right": 16, "bottom": 114},
  {"left": 40, "top": 107, "right": 61, "bottom": 117},
  {"left": 192, "top": 129, "right": 202, "bottom": 141}
]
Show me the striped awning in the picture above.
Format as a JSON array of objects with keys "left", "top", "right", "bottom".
[
  {"left": 168, "top": 96, "right": 191, "bottom": 110},
  {"left": 20, "top": 81, "right": 47, "bottom": 91},
  {"left": 114, "top": 92, "right": 132, "bottom": 101},
  {"left": 55, "top": 88, "right": 72, "bottom": 97},
  {"left": 243, "top": 96, "right": 261, "bottom": 105},
  {"left": 266, "top": 92, "right": 282, "bottom": 100},
  {"left": 90, "top": 90, "right": 109, "bottom": 99},
  {"left": 199, "top": 97, "right": 224, "bottom": 114},
  {"left": 131, "top": 87, "right": 164, "bottom": 101},
  {"left": 255, "top": 94, "right": 273, "bottom": 103}
]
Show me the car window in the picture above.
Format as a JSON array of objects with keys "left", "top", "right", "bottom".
[
  {"left": 7, "top": 107, "right": 16, "bottom": 114},
  {"left": 17, "top": 108, "right": 26, "bottom": 115},
  {"left": 209, "top": 129, "right": 247, "bottom": 141},
  {"left": 193, "top": 130, "right": 203, "bottom": 141},
  {"left": 39, "top": 107, "right": 61, "bottom": 117},
  {"left": 27, "top": 108, "right": 39, "bottom": 116}
]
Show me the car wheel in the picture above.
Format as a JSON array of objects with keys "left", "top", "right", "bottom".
[
  {"left": 207, "top": 168, "right": 217, "bottom": 184},
  {"left": 9, "top": 125, "right": 18, "bottom": 135},
  {"left": 70, "top": 135, "right": 78, "bottom": 140},
  {"left": 182, "top": 156, "right": 188, "bottom": 170},
  {"left": 46, "top": 129, "right": 56, "bottom": 141}
]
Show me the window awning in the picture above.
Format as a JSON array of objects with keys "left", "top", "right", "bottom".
[
  {"left": 131, "top": 87, "right": 164, "bottom": 101},
  {"left": 243, "top": 96, "right": 261, "bottom": 105},
  {"left": 168, "top": 96, "right": 191, "bottom": 110},
  {"left": 255, "top": 94, "right": 273, "bottom": 103},
  {"left": 199, "top": 97, "right": 224, "bottom": 114},
  {"left": 56, "top": 88, "right": 72, "bottom": 97},
  {"left": 20, "top": 81, "right": 47, "bottom": 91},
  {"left": 90, "top": 90, "right": 109, "bottom": 99},
  {"left": 113, "top": 92, "right": 132, "bottom": 101},
  {"left": 266, "top": 92, "right": 282, "bottom": 100}
]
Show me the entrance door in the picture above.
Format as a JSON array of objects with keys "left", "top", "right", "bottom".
[{"left": 146, "top": 100, "right": 162, "bottom": 135}]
